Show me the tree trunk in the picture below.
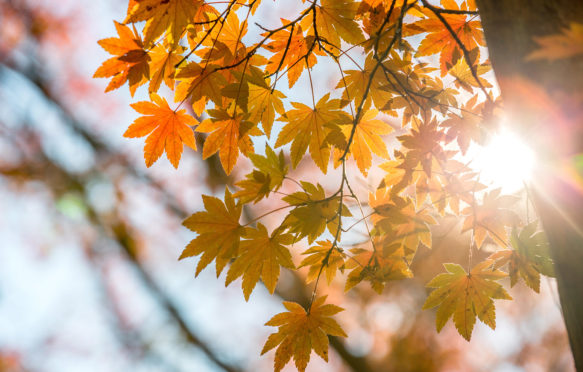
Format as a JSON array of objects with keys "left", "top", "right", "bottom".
[{"left": 476, "top": 1, "right": 583, "bottom": 370}]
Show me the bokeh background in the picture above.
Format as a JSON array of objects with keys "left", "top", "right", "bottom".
[{"left": 0, "top": 0, "right": 576, "bottom": 371}]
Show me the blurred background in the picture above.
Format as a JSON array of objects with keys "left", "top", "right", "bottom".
[{"left": 0, "top": 0, "right": 576, "bottom": 371}]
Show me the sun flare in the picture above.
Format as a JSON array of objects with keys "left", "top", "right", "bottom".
[{"left": 471, "top": 130, "right": 536, "bottom": 192}]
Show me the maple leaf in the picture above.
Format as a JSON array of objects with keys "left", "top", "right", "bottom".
[
  {"left": 94, "top": 21, "right": 150, "bottom": 96},
  {"left": 407, "top": 0, "right": 484, "bottom": 74},
  {"left": 298, "top": 240, "right": 345, "bottom": 285},
  {"left": 125, "top": 0, "right": 204, "bottom": 46},
  {"left": 261, "top": 296, "right": 347, "bottom": 372},
  {"left": 302, "top": 0, "right": 364, "bottom": 51},
  {"left": 462, "top": 189, "right": 520, "bottom": 248},
  {"left": 234, "top": 145, "right": 288, "bottom": 204},
  {"left": 175, "top": 62, "right": 227, "bottom": 115},
  {"left": 339, "top": 109, "right": 392, "bottom": 175},
  {"left": 196, "top": 109, "right": 259, "bottom": 175},
  {"left": 263, "top": 23, "right": 321, "bottom": 88},
  {"left": 441, "top": 94, "right": 485, "bottom": 154},
  {"left": 276, "top": 94, "right": 350, "bottom": 173},
  {"left": 337, "top": 54, "right": 393, "bottom": 111},
  {"left": 246, "top": 75, "right": 286, "bottom": 138},
  {"left": 225, "top": 224, "right": 295, "bottom": 300},
  {"left": 489, "top": 222, "right": 554, "bottom": 292},
  {"left": 124, "top": 93, "right": 197, "bottom": 168},
  {"left": 527, "top": 22, "right": 583, "bottom": 61},
  {"left": 448, "top": 56, "right": 492, "bottom": 93},
  {"left": 181, "top": 188, "right": 244, "bottom": 276},
  {"left": 423, "top": 260, "right": 512, "bottom": 341},
  {"left": 397, "top": 117, "right": 449, "bottom": 177},
  {"left": 344, "top": 246, "right": 412, "bottom": 294},
  {"left": 204, "top": 12, "right": 248, "bottom": 63},
  {"left": 282, "top": 182, "right": 351, "bottom": 244},
  {"left": 369, "top": 188, "right": 436, "bottom": 259},
  {"left": 148, "top": 43, "right": 184, "bottom": 94}
]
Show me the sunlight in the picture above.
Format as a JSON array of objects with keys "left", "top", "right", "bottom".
[{"left": 471, "top": 129, "right": 536, "bottom": 192}]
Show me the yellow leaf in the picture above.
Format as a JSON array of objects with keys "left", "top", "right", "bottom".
[
  {"left": 225, "top": 224, "right": 295, "bottom": 300},
  {"left": 262, "top": 296, "right": 347, "bottom": 372},
  {"left": 299, "top": 240, "right": 345, "bottom": 284},
  {"left": 423, "top": 261, "right": 511, "bottom": 341},
  {"left": 282, "top": 182, "right": 351, "bottom": 243},
  {"left": 234, "top": 145, "right": 287, "bottom": 204},
  {"left": 181, "top": 188, "right": 244, "bottom": 276},
  {"left": 275, "top": 94, "right": 350, "bottom": 173},
  {"left": 125, "top": 0, "right": 204, "bottom": 46},
  {"left": 313, "top": 0, "right": 364, "bottom": 49},
  {"left": 345, "top": 247, "right": 412, "bottom": 294},
  {"left": 341, "top": 109, "right": 392, "bottom": 175},
  {"left": 247, "top": 82, "right": 286, "bottom": 138}
]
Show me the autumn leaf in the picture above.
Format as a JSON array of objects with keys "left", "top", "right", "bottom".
[
  {"left": 94, "top": 21, "right": 150, "bottom": 96},
  {"left": 124, "top": 93, "right": 197, "bottom": 168},
  {"left": 203, "top": 12, "right": 247, "bottom": 63},
  {"left": 225, "top": 224, "right": 295, "bottom": 300},
  {"left": 125, "top": 0, "right": 204, "bottom": 46},
  {"left": 181, "top": 188, "right": 244, "bottom": 276},
  {"left": 423, "top": 260, "right": 512, "bottom": 340},
  {"left": 175, "top": 62, "right": 227, "bottom": 115},
  {"left": 340, "top": 109, "right": 392, "bottom": 175},
  {"left": 299, "top": 240, "right": 345, "bottom": 284},
  {"left": 234, "top": 145, "right": 288, "bottom": 204},
  {"left": 441, "top": 94, "right": 485, "bottom": 154},
  {"left": 282, "top": 182, "right": 351, "bottom": 244},
  {"left": 262, "top": 296, "right": 347, "bottom": 372},
  {"left": 196, "top": 109, "right": 258, "bottom": 175},
  {"left": 344, "top": 246, "right": 412, "bottom": 294},
  {"left": 247, "top": 79, "right": 286, "bottom": 138},
  {"left": 276, "top": 94, "right": 350, "bottom": 173},
  {"left": 462, "top": 189, "right": 519, "bottom": 248},
  {"left": 448, "top": 56, "right": 492, "bottom": 93},
  {"left": 407, "top": 0, "right": 484, "bottom": 74},
  {"left": 263, "top": 23, "right": 321, "bottom": 88},
  {"left": 397, "top": 117, "right": 448, "bottom": 177},
  {"left": 527, "top": 22, "right": 583, "bottom": 61},
  {"left": 336, "top": 54, "right": 393, "bottom": 110},
  {"left": 304, "top": 0, "right": 364, "bottom": 50},
  {"left": 489, "top": 222, "right": 554, "bottom": 292},
  {"left": 148, "top": 43, "right": 184, "bottom": 94}
]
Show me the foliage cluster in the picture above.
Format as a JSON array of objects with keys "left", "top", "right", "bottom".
[{"left": 94, "top": 1, "right": 564, "bottom": 370}]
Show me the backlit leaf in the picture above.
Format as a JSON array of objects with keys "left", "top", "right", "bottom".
[
  {"left": 124, "top": 93, "right": 197, "bottom": 168},
  {"left": 262, "top": 296, "right": 347, "bottom": 372}
]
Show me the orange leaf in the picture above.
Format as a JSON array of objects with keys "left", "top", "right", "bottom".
[
  {"left": 263, "top": 23, "right": 321, "bottom": 88},
  {"left": 94, "top": 21, "right": 150, "bottom": 96},
  {"left": 196, "top": 110, "right": 257, "bottom": 175},
  {"left": 124, "top": 94, "right": 197, "bottom": 168}
]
